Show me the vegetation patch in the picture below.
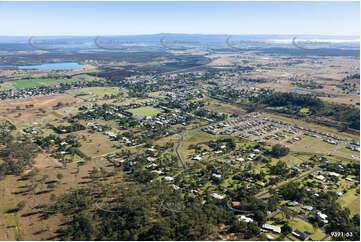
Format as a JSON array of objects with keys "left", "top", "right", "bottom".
[{"left": 126, "top": 106, "right": 161, "bottom": 117}]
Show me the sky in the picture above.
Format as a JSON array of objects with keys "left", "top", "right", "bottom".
[{"left": 0, "top": 1, "right": 359, "bottom": 36}]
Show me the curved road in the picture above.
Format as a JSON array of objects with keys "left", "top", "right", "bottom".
[{"left": 175, "top": 133, "right": 186, "bottom": 169}]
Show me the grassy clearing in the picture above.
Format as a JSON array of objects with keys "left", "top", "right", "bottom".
[
  {"left": 338, "top": 188, "right": 360, "bottom": 216},
  {"left": 230, "top": 60, "right": 243, "bottom": 65},
  {"left": 289, "top": 135, "right": 316, "bottom": 147},
  {"left": 3, "top": 78, "right": 80, "bottom": 89},
  {"left": 77, "top": 130, "right": 118, "bottom": 157},
  {"left": 278, "top": 152, "right": 310, "bottom": 167},
  {"left": 289, "top": 217, "right": 314, "bottom": 234},
  {"left": 148, "top": 62, "right": 162, "bottom": 67},
  {"left": 148, "top": 91, "right": 164, "bottom": 97},
  {"left": 180, "top": 129, "right": 214, "bottom": 163},
  {"left": 271, "top": 214, "right": 325, "bottom": 240},
  {"left": 204, "top": 97, "right": 246, "bottom": 114},
  {"left": 67, "top": 87, "right": 120, "bottom": 100},
  {"left": 126, "top": 106, "right": 161, "bottom": 117},
  {"left": 299, "top": 108, "right": 310, "bottom": 113},
  {"left": 0, "top": 149, "right": 124, "bottom": 240}
]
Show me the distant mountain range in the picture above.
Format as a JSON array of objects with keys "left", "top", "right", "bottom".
[{"left": 0, "top": 34, "right": 358, "bottom": 52}]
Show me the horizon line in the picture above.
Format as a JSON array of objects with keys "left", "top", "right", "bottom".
[{"left": 0, "top": 33, "right": 360, "bottom": 37}]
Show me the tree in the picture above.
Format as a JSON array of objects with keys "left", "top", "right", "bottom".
[
  {"left": 57, "top": 173, "right": 64, "bottom": 180},
  {"left": 253, "top": 210, "right": 267, "bottom": 226},
  {"left": 271, "top": 144, "right": 289, "bottom": 158},
  {"left": 16, "top": 201, "right": 26, "bottom": 211},
  {"left": 282, "top": 223, "right": 292, "bottom": 235}
]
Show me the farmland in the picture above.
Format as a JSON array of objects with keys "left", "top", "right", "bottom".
[
  {"left": 1, "top": 78, "right": 81, "bottom": 89},
  {"left": 66, "top": 87, "right": 121, "bottom": 100},
  {"left": 0, "top": 33, "right": 359, "bottom": 241},
  {"left": 126, "top": 106, "right": 162, "bottom": 117}
]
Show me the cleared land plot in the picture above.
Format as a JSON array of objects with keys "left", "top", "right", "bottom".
[
  {"left": 204, "top": 97, "right": 246, "bottom": 114},
  {"left": 338, "top": 188, "right": 360, "bottom": 216},
  {"left": 126, "top": 106, "right": 161, "bottom": 117},
  {"left": 270, "top": 213, "right": 326, "bottom": 241},
  {"left": 76, "top": 130, "right": 118, "bottom": 158},
  {"left": 67, "top": 87, "right": 121, "bottom": 100},
  {"left": 0, "top": 94, "right": 83, "bottom": 126},
  {"left": 1, "top": 78, "right": 80, "bottom": 89},
  {"left": 0, "top": 150, "right": 124, "bottom": 240}
]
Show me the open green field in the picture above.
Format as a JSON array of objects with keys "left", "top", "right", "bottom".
[
  {"left": 126, "top": 106, "right": 161, "bottom": 117},
  {"left": 204, "top": 96, "right": 246, "bottom": 114},
  {"left": 183, "top": 129, "right": 213, "bottom": 143},
  {"left": 271, "top": 213, "right": 326, "bottom": 241},
  {"left": 278, "top": 152, "right": 310, "bottom": 167},
  {"left": 67, "top": 87, "right": 120, "bottom": 100},
  {"left": 338, "top": 188, "right": 360, "bottom": 216},
  {"left": 243, "top": 59, "right": 258, "bottom": 63},
  {"left": 148, "top": 62, "right": 163, "bottom": 67},
  {"left": 1, "top": 78, "right": 80, "bottom": 89},
  {"left": 299, "top": 107, "right": 310, "bottom": 113},
  {"left": 230, "top": 60, "right": 243, "bottom": 65}
]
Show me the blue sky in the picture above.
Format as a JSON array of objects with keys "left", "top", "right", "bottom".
[{"left": 0, "top": 1, "right": 359, "bottom": 36}]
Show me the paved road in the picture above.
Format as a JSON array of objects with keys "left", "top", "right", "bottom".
[
  {"left": 256, "top": 167, "right": 322, "bottom": 198},
  {"left": 175, "top": 133, "right": 186, "bottom": 169},
  {"left": 173, "top": 121, "right": 219, "bottom": 170},
  {"left": 304, "top": 139, "right": 318, "bottom": 149}
]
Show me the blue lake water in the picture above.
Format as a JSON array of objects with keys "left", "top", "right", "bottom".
[
  {"left": 0, "top": 62, "right": 84, "bottom": 70},
  {"left": 289, "top": 89, "right": 312, "bottom": 94}
]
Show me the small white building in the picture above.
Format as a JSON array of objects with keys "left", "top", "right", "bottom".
[
  {"left": 316, "top": 175, "right": 325, "bottom": 181},
  {"left": 317, "top": 212, "right": 328, "bottom": 224},
  {"left": 211, "top": 193, "right": 224, "bottom": 200},
  {"left": 164, "top": 176, "right": 174, "bottom": 182},
  {"left": 193, "top": 155, "right": 202, "bottom": 161},
  {"left": 151, "top": 170, "right": 162, "bottom": 174},
  {"left": 212, "top": 173, "right": 221, "bottom": 179},
  {"left": 238, "top": 215, "right": 254, "bottom": 223},
  {"left": 171, "top": 184, "right": 180, "bottom": 190},
  {"left": 266, "top": 234, "right": 275, "bottom": 240},
  {"left": 262, "top": 224, "right": 281, "bottom": 233},
  {"left": 329, "top": 172, "right": 340, "bottom": 177}
]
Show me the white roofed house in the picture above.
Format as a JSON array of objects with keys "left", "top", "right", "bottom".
[
  {"left": 329, "top": 172, "right": 340, "bottom": 177},
  {"left": 212, "top": 173, "right": 221, "bottom": 179},
  {"left": 192, "top": 155, "right": 202, "bottom": 161},
  {"left": 238, "top": 215, "right": 254, "bottom": 223},
  {"left": 316, "top": 175, "right": 325, "bottom": 181},
  {"left": 317, "top": 212, "right": 328, "bottom": 224},
  {"left": 211, "top": 193, "right": 224, "bottom": 200},
  {"left": 163, "top": 176, "right": 174, "bottom": 182},
  {"left": 262, "top": 224, "right": 281, "bottom": 233}
]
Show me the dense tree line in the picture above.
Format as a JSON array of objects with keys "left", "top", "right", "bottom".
[
  {"left": 254, "top": 92, "right": 360, "bottom": 130},
  {"left": 45, "top": 182, "right": 260, "bottom": 241},
  {"left": 0, "top": 134, "right": 38, "bottom": 178}
]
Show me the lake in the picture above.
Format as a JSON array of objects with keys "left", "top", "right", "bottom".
[
  {"left": 289, "top": 89, "right": 312, "bottom": 94},
  {"left": 0, "top": 62, "right": 84, "bottom": 70}
]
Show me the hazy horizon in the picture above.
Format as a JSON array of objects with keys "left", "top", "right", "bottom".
[{"left": 0, "top": 1, "right": 359, "bottom": 36}]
